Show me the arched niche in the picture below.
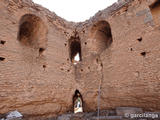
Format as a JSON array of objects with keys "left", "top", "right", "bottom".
[
  {"left": 90, "top": 20, "right": 113, "bottom": 54},
  {"left": 73, "top": 90, "right": 83, "bottom": 113},
  {"left": 69, "top": 34, "right": 82, "bottom": 65},
  {"left": 149, "top": 0, "right": 160, "bottom": 26},
  {"left": 17, "top": 14, "right": 48, "bottom": 52}
]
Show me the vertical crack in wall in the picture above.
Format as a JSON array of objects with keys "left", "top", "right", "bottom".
[
  {"left": 97, "top": 55, "right": 104, "bottom": 119},
  {"left": 89, "top": 20, "right": 112, "bottom": 118}
]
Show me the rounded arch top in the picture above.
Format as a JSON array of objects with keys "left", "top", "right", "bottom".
[
  {"left": 17, "top": 14, "right": 48, "bottom": 50},
  {"left": 89, "top": 20, "right": 113, "bottom": 54}
]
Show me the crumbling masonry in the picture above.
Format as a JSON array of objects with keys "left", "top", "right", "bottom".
[{"left": 0, "top": 0, "right": 160, "bottom": 119}]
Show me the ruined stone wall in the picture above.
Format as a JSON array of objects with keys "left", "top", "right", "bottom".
[
  {"left": 0, "top": 0, "right": 160, "bottom": 119},
  {"left": 0, "top": 0, "right": 75, "bottom": 118},
  {"left": 77, "top": 0, "right": 160, "bottom": 112}
]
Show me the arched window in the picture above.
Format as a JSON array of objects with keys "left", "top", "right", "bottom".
[
  {"left": 17, "top": 14, "right": 47, "bottom": 52},
  {"left": 69, "top": 34, "right": 82, "bottom": 65},
  {"left": 90, "top": 20, "right": 113, "bottom": 54},
  {"left": 73, "top": 90, "right": 83, "bottom": 113}
]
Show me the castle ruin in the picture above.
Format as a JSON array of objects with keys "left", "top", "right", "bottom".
[{"left": 0, "top": 0, "right": 160, "bottom": 119}]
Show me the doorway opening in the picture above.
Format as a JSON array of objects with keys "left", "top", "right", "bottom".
[{"left": 73, "top": 90, "right": 83, "bottom": 113}]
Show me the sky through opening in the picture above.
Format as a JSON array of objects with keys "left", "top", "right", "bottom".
[{"left": 33, "top": 0, "right": 117, "bottom": 22}]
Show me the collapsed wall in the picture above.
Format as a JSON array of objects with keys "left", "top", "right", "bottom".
[{"left": 0, "top": 0, "right": 160, "bottom": 119}]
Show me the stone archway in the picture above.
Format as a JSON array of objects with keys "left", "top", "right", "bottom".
[{"left": 73, "top": 90, "right": 83, "bottom": 113}]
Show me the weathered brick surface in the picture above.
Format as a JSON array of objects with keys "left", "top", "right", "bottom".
[{"left": 0, "top": 0, "right": 160, "bottom": 119}]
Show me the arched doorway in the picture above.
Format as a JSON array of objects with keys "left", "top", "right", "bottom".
[{"left": 73, "top": 90, "right": 83, "bottom": 113}]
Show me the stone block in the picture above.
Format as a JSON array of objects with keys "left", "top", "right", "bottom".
[
  {"left": 6, "top": 111, "right": 23, "bottom": 120},
  {"left": 116, "top": 107, "right": 143, "bottom": 116}
]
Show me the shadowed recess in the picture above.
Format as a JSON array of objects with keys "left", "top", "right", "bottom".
[
  {"left": 0, "top": 57, "right": 5, "bottom": 61},
  {"left": 0, "top": 40, "right": 6, "bottom": 45},
  {"left": 150, "top": 0, "right": 160, "bottom": 9},
  {"left": 149, "top": 0, "right": 160, "bottom": 26},
  {"left": 90, "top": 20, "right": 113, "bottom": 54},
  {"left": 17, "top": 14, "right": 48, "bottom": 50},
  {"left": 69, "top": 33, "right": 82, "bottom": 64}
]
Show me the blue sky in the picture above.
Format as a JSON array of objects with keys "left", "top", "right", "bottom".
[{"left": 33, "top": 0, "right": 117, "bottom": 22}]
